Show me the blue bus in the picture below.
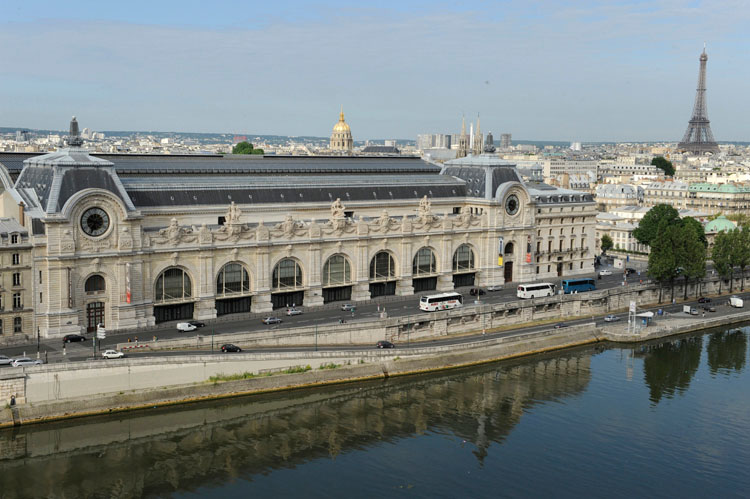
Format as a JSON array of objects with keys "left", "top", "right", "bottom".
[{"left": 561, "top": 278, "right": 596, "bottom": 294}]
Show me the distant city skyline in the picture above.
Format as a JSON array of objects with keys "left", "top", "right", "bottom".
[{"left": 2, "top": 1, "right": 749, "bottom": 142}]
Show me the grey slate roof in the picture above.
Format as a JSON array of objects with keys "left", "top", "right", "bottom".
[
  {"left": 442, "top": 154, "right": 522, "bottom": 199},
  {"left": 0, "top": 217, "right": 27, "bottom": 236}
]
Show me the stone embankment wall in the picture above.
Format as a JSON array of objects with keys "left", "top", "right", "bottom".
[
  {"left": 0, "top": 324, "right": 600, "bottom": 427},
  {"left": 126, "top": 274, "right": 746, "bottom": 352}
]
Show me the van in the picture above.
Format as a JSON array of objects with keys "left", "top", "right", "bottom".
[
  {"left": 683, "top": 306, "right": 698, "bottom": 315},
  {"left": 730, "top": 296, "right": 744, "bottom": 308},
  {"left": 177, "top": 322, "right": 197, "bottom": 332}
]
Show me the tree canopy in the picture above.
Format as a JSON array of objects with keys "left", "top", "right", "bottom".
[
  {"left": 600, "top": 234, "right": 613, "bottom": 254},
  {"left": 633, "top": 204, "right": 680, "bottom": 247},
  {"left": 651, "top": 156, "right": 675, "bottom": 176},
  {"left": 232, "top": 141, "right": 264, "bottom": 155}
]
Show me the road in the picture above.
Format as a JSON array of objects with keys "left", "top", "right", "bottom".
[{"left": 7, "top": 262, "right": 733, "bottom": 366}]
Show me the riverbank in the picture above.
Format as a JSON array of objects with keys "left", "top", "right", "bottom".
[{"left": 3, "top": 304, "right": 750, "bottom": 428}]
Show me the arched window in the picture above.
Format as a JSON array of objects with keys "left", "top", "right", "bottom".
[
  {"left": 412, "top": 247, "right": 437, "bottom": 276},
  {"left": 85, "top": 275, "right": 106, "bottom": 293},
  {"left": 370, "top": 251, "right": 395, "bottom": 281},
  {"left": 504, "top": 242, "right": 514, "bottom": 255},
  {"left": 155, "top": 268, "right": 192, "bottom": 302},
  {"left": 272, "top": 259, "right": 303, "bottom": 290},
  {"left": 216, "top": 263, "right": 250, "bottom": 296},
  {"left": 322, "top": 255, "right": 351, "bottom": 287},
  {"left": 453, "top": 244, "right": 475, "bottom": 272}
]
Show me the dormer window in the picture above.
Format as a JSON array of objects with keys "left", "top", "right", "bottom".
[{"left": 10, "top": 234, "right": 18, "bottom": 244}]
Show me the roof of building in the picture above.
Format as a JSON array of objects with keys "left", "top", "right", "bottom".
[
  {"left": 704, "top": 215, "right": 736, "bottom": 233},
  {"left": 442, "top": 155, "right": 522, "bottom": 199},
  {"left": 689, "top": 182, "right": 750, "bottom": 193},
  {"left": 0, "top": 217, "right": 27, "bottom": 236},
  {"left": 361, "top": 145, "right": 400, "bottom": 154}
]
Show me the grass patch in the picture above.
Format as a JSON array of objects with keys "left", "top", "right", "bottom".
[
  {"left": 283, "top": 365, "right": 312, "bottom": 374},
  {"left": 209, "top": 371, "right": 256, "bottom": 383},
  {"left": 318, "top": 362, "right": 340, "bottom": 370}
]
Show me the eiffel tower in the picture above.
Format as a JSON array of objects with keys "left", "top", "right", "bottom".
[{"left": 678, "top": 46, "right": 719, "bottom": 154}]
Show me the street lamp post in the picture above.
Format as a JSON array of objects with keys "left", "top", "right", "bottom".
[{"left": 36, "top": 328, "right": 40, "bottom": 359}]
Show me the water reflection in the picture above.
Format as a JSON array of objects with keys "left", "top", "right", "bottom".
[
  {"left": 0, "top": 350, "right": 593, "bottom": 498},
  {"left": 640, "top": 336, "right": 703, "bottom": 404},
  {"left": 707, "top": 329, "right": 747, "bottom": 376}
]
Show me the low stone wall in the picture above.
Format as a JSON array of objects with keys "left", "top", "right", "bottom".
[{"left": 0, "top": 324, "right": 599, "bottom": 427}]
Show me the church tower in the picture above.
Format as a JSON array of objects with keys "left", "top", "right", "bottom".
[
  {"left": 472, "top": 115, "right": 483, "bottom": 156},
  {"left": 457, "top": 116, "right": 468, "bottom": 158}
]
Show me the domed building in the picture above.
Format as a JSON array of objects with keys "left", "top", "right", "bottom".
[{"left": 330, "top": 107, "right": 353, "bottom": 152}]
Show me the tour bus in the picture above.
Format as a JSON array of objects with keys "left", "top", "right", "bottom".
[
  {"left": 419, "top": 292, "right": 464, "bottom": 312},
  {"left": 561, "top": 278, "right": 596, "bottom": 294},
  {"left": 516, "top": 283, "right": 555, "bottom": 299}
]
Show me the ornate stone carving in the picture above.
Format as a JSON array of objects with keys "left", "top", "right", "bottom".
[
  {"left": 330, "top": 198, "right": 346, "bottom": 221},
  {"left": 198, "top": 223, "right": 212, "bottom": 244},
  {"left": 152, "top": 218, "right": 198, "bottom": 246},
  {"left": 272, "top": 214, "right": 306, "bottom": 239},
  {"left": 226, "top": 201, "right": 242, "bottom": 224}
]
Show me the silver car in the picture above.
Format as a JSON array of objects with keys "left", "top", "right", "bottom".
[
  {"left": 11, "top": 357, "right": 43, "bottom": 367},
  {"left": 0, "top": 355, "right": 13, "bottom": 366}
]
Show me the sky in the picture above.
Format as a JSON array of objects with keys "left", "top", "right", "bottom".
[{"left": 1, "top": 0, "right": 749, "bottom": 142}]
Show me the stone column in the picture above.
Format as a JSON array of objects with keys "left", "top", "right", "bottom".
[
  {"left": 352, "top": 241, "right": 370, "bottom": 301},
  {"left": 396, "top": 239, "right": 413, "bottom": 296},
  {"left": 304, "top": 244, "right": 324, "bottom": 307},
  {"left": 252, "top": 247, "right": 273, "bottom": 313}
]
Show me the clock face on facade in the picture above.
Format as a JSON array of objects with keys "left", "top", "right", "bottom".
[
  {"left": 81, "top": 207, "right": 110, "bottom": 237},
  {"left": 505, "top": 194, "right": 520, "bottom": 216}
]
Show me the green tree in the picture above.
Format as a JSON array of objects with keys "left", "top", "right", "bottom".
[
  {"left": 648, "top": 224, "right": 681, "bottom": 303},
  {"left": 600, "top": 234, "right": 613, "bottom": 254},
  {"left": 651, "top": 156, "right": 675, "bottom": 176},
  {"left": 736, "top": 227, "right": 750, "bottom": 291},
  {"left": 633, "top": 204, "right": 680, "bottom": 247},
  {"left": 681, "top": 216, "right": 708, "bottom": 248},
  {"left": 231, "top": 141, "right": 263, "bottom": 155},
  {"left": 712, "top": 231, "right": 733, "bottom": 293},
  {"left": 679, "top": 223, "right": 707, "bottom": 299}
]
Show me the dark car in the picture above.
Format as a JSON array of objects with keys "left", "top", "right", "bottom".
[
  {"left": 703, "top": 306, "right": 716, "bottom": 312},
  {"left": 624, "top": 267, "right": 637, "bottom": 276},
  {"left": 189, "top": 321, "right": 206, "bottom": 328},
  {"left": 376, "top": 340, "right": 395, "bottom": 349},
  {"left": 221, "top": 344, "right": 242, "bottom": 353},
  {"left": 698, "top": 297, "right": 711, "bottom": 303},
  {"left": 469, "top": 288, "right": 486, "bottom": 296},
  {"left": 554, "top": 323, "right": 568, "bottom": 329},
  {"left": 62, "top": 334, "right": 86, "bottom": 343}
]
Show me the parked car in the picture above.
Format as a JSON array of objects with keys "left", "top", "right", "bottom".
[
  {"left": 62, "top": 334, "right": 86, "bottom": 343},
  {"left": 604, "top": 314, "right": 620, "bottom": 322},
  {"left": 554, "top": 322, "right": 568, "bottom": 329},
  {"left": 599, "top": 269, "right": 612, "bottom": 276},
  {"left": 188, "top": 321, "right": 206, "bottom": 328},
  {"left": 698, "top": 297, "right": 711, "bottom": 303},
  {"left": 703, "top": 306, "right": 716, "bottom": 313},
  {"left": 11, "top": 357, "right": 43, "bottom": 367},
  {"left": 486, "top": 284, "right": 503, "bottom": 292},
  {"left": 102, "top": 349, "right": 125, "bottom": 359},
  {"left": 177, "top": 322, "right": 198, "bottom": 332},
  {"left": 341, "top": 303, "right": 356, "bottom": 312},
  {"left": 469, "top": 288, "right": 486, "bottom": 296},
  {"left": 0, "top": 355, "right": 13, "bottom": 366},
  {"left": 262, "top": 317, "right": 282, "bottom": 325},
  {"left": 376, "top": 340, "right": 395, "bottom": 349},
  {"left": 286, "top": 308, "right": 303, "bottom": 316},
  {"left": 221, "top": 344, "right": 242, "bottom": 352}
]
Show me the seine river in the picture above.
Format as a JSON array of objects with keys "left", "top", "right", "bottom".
[{"left": 1, "top": 326, "right": 749, "bottom": 498}]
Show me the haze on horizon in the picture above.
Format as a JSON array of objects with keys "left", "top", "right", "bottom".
[{"left": 1, "top": 0, "right": 749, "bottom": 143}]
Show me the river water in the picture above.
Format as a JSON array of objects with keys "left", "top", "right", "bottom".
[{"left": 1, "top": 326, "right": 749, "bottom": 498}]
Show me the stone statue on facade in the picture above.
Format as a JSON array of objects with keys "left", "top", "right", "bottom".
[
  {"left": 226, "top": 201, "right": 242, "bottom": 224},
  {"left": 330, "top": 198, "right": 346, "bottom": 220}
]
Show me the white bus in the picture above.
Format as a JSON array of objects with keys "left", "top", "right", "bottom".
[
  {"left": 419, "top": 292, "right": 464, "bottom": 312},
  {"left": 516, "top": 283, "right": 555, "bottom": 299}
]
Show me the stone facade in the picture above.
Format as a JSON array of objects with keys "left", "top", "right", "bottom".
[{"left": 0, "top": 219, "right": 33, "bottom": 338}]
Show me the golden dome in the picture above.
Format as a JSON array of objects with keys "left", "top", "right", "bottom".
[{"left": 332, "top": 107, "right": 351, "bottom": 133}]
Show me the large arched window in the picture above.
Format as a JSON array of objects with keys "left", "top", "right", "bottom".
[
  {"left": 504, "top": 242, "right": 514, "bottom": 255},
  {"left": 322, "top": 255, "right": 351, "bottom": 287},
  {"left": 412, "top": 247, "right": 437, "bottom": 276},
  {"left": 452, "top": 244, "right": 475, "bottom": 272},
  {"left": 370, "top": 251, "right": 396, "bottom": 281},
  {"left": 272, "top": 258, "right": 303, "bottom": 290},
  {"left": 155, "top": 268, "right": 192, "bottom": 302},
  {"left": 216, "top": 263, "right": 250, "bottom": 296},
  {"left": 85, "top": 274, "right": 106, "bottom": 293}
]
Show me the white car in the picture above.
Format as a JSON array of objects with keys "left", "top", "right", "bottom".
[
  {"left": 341, "top": 303, "right": 356, "bottom": 312},
  {"left": 11, "top": 357, "right": 43, "bottom": 367},
  {"left": 176, "top": 322, "right": 198, "bottom": 332},
  {"left": 0, "top": 355, "right": 13, "bottom": 366},
  {"left": 486, "top": 285, "right": 503, "bottom": 292},
  {"left": 286, "top": 308, "right": 303, "bottom": 316},
  {"left": 599, "top": 269, "right": 613, "bottom": 276},
  {"left": 102, "top": 349, "right": 125, "bottom": 359},
  {"left": 604, "top": 314, "right": 620, "bottom": 322}
]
